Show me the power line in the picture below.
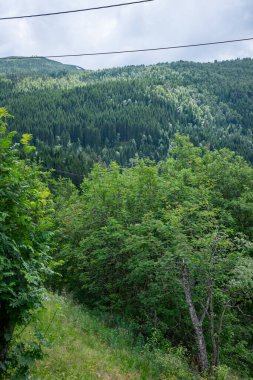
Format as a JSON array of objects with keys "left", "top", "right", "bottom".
[
  {"left": 4, "top": 37, "right": 253, "bottom": 59},
  {"left": 0, "top": 0, "right": 154, "bottom": 21}
]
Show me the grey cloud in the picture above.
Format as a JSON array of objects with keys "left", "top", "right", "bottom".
[{"left": 0, "top": 0, "right": 253, "bottom": 69}]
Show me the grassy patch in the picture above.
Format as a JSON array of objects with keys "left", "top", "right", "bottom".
[{"left": 25, "top": 294, "right": 196, "bottom": 379}]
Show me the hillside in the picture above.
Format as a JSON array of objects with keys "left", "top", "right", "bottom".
[
  {"left": 0, "top": 58, "right": 252, "bottom": 182},
  {"left": 1, "top": 102, "right": 253, "bottom": 379},
  {"left": 22, "top": 294, "right": 196, "bottom": 380},
  {"left": 0, "top": 57, "right": 83, "bottom": 76}
]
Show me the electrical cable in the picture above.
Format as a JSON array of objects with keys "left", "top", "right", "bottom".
[
  {"left": 4, "top": 37, "right": 253, "bottom": 59},
  {"left": 0, "top": 0, "right": 154, "bottom": 21}
]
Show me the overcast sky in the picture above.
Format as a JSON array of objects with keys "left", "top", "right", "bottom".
[{"left": 0, "top": 0, "right": 253, "bottom": 70}]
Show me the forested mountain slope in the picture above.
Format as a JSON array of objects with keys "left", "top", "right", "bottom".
[
  {"left": 0, "top": 57, "right": 83, "bottom": 75},
  {"left": 0, "top": 57, "right": 252, "bottom": 182}
]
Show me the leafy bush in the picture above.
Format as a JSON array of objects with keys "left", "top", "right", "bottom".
[{"left": 0, "top": 108, "right": 54, "bottom": 377}]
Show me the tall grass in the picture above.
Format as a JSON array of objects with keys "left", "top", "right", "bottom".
[{"left": 26, "top": 294, "right": 196, "bottom": 380}]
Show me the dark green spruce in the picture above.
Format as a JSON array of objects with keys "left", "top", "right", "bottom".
[{"left": 0, "top": 58, "right": 252, "bottom": 183}]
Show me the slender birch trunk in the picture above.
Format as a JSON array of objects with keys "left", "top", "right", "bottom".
[{"left": 181, "top": 263, "right": 209, "bottom": 372}]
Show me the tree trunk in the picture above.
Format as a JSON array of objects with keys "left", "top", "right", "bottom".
[
  {"left": 215, "top": 305, "right": 227, "bottom": 369},
  {"left": 208, "top": 283, "right": 218, "bottom": 371},
  {"left": 181, "top": 263, "right": 209, "bottom": 373}
]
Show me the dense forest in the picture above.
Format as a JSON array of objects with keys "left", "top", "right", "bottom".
[
  {"left": 0, "top": 57, "right": 252, "bottom": 183},
  {"left": 0, "top": 58, "right": 253, "bottom": 379}
]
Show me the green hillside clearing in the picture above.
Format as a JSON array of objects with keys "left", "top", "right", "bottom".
[{"left": 26, "top": 294, "right": 197, "bottom": 380}]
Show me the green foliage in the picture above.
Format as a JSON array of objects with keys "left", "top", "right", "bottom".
[
  {"left": 54, "top": 135, "right": 253, "bottom": 377},
  {"left": 3, "top": 331, "right": 47, "bottom": 380},
  {"left": 1, "top": 56, "right": 253, "bottom": 377},
  {"left": 0, "top": 108, "right": 55, "bottom": 377},
  {"left": 0, "top": 58, "right": 253, "bottom": 183},
  {"left": 30, "top": 293, "right": 196, "bottom": 379}
]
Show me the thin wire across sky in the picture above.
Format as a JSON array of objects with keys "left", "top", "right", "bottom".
[
  {"left": 3, "top": 37, "right": 253, "bottom": 60},
  {"left": 0, "top": 0, "right": 154, "bottom": 21},
  {"left": 1, "top": 1, "right": 252, "bottom": 63}
]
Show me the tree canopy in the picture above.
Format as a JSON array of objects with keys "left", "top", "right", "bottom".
[{"left": 54, "top": 135, "right": 253, "bottom": 375}]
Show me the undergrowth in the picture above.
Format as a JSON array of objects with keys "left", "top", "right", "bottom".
[{"left": 24, "top": 294, "right": 196, "bottom": 380}]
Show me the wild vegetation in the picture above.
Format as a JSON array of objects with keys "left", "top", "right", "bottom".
[
  {"left": 54, "top": 134, "right": 253, "bottom": 377},
  {"left": 0, "top": 58, "right": 252, "bottom": 183},
  {"left": 28, "top": 293, "right": 196, "bottom": 380},
  {"left": 0, "top": 57, "right": 253, "bottom": 379},
  {"left": 0, "top": 108, "right": 54, "bottom": 378}
]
